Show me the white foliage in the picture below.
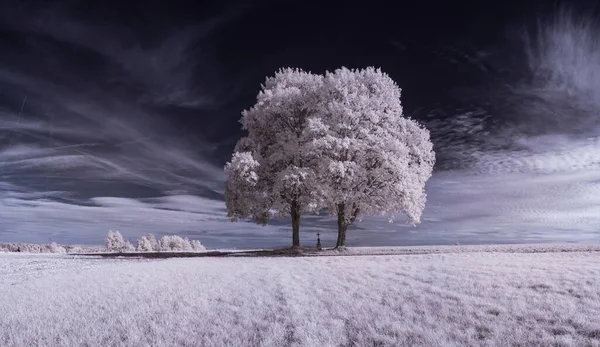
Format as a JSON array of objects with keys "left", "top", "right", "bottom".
[
  {"left": 224, "top": 151, "right": 266, "bottom": 223},
  {"left": 225, "top": 66, "right": 435, "bottom": 240},
  {"left": 146, "top": 234, "right": 160, "bottom": 251},
  {"left": 64, "top": 245, "right": 106, "bottom": 254},
  {"left": 158, "top": 235, "right": 193, "bottom": 252},
  {"left": 0, "top": 242, "right": 68, "bottom": 253},
  {"left": 136, "top": 235, "right": 154, "bottom": 252},
  {"left": 49, "top": 242, "right": 66, "bottom": 254},
  {"left": 190, "top": 239, "right": 206, "bottom": 251},
  {"left": 124, "top": 241, "right": 135, "bottom": 252},
  {"left": 105, "top": 230, "right": 126, "bottom": 252},
  {"left": 310, "top": 67, "right": 436, "bottom": 225},
  {"left": 225, "top": 68, "right": 325, "bottom": 223},
  {"left": 135, "top": 234, "right": 204, "bottom": 252}
]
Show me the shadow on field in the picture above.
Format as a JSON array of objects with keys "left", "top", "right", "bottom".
[
  {"left": 74, "top": 244, "right": 600, "bottom": 259},
  {"left": 75, "top": 247, "right": 324, "bottom": 259}
]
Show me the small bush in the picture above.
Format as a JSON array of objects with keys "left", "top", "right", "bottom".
[
  {"left": 158, "top": 235, "right": 192, "bottom": 251},
  {"left": 134, "top": 234, "right": 206, "bottom": 252},
  {"left": 136, "top": 235, "right": 154, "bottom": 252},
  {"left": 190, "top": 240, "right": 206, "bottom": 251},
  {"left": 0, "top": 242, "right": 69, "bottom": 253},
  {"left": 105, "top": 230, "right": 127, "bottom": 252},
  {"left": 50, "top": 242, "right": 67, "bottom": 254}
]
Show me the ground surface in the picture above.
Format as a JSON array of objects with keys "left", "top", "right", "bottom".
[{"left": 1, "top": 244, "right": 600, "bottom": 347}]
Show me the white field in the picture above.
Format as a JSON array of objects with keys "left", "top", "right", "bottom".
[{"left": 1, "top": 245, "right": 600, "bottom": 347}]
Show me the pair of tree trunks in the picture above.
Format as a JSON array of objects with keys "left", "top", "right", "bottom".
[{"left": 290, "top": 200, "right": 350, "bottom": 249}]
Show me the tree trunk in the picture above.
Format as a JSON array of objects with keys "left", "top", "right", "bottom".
[
  {"left": 335, "top": 202, "right": 359, "bottom": 248},
  {"left": 291, "top": 199, "right": 301, "bottom": 248},
  {"left": 335, "top": 203, "right": 348, "bottom": 248}
]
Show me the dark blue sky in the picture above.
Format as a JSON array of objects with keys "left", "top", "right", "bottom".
[{"left": 0, "top": 0, "right": 599, "bottom": 248}]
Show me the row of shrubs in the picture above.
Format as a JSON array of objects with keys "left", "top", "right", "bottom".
[
  {"left": 0, "top": 242, "right": 69, "bottom": 253},
  {"left": 0, "top": 242, "right": 110, "bottom": 254},
  {"left": 0, "top": 232, "right": 206, "bottom": 253},
  {"left": 106, "top": 230, "right": 206, "bottom": 252}
]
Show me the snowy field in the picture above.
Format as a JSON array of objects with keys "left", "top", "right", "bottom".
[{"left": 1, "top": 246, "right": 600, "bottom": 347}]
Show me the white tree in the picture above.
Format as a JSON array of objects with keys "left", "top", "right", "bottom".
[
  {"left": 181, "top": 237, "right": 193, "bottom": 251},
  {"left": 308, "top": 67, "right": 435, "bottom": 247},
  {"left": 49, "top": 242, "right": 66, "bottom": 254},
  {"left": 136, "top": 235, "right": 154, "bottom": 252},
  {"left": 124, "top": 241, "right": 135, "bottom": 252},
  {"left": 225, "top": 68, "right": 325, "bottom": 248},
  {"left": 190, "top": 239, "right": 206, "bottom": 251},
  {"left": 158, "top": 235, "right": 193, "bottom": 251},
  {"left": 146, "top": 234, "right": 160, "bottom": 251},
  {"left": 105, "top": 230, "right": 127, "bottom": 252}
]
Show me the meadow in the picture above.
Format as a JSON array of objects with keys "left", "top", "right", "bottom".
[{"left": 1, "top": 244, "right": 599, "bottom": 347}]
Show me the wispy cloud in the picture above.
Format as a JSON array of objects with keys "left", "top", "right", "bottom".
[
  {"left": 0, "top": 2, "right": 237, "bottom": 109},
  {"left": 0, "top": 3, "right": 230, "bottom": 194},
  {"left": 410, "top": 5, "right": 600, "bottom": 245},
  {"left": 0, "top": 1, "right": 240, "bottom": 245}
]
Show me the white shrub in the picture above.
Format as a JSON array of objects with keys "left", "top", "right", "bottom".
[
  {"left": 136, "top": 235, "right": 153, "bottom": 252},
  {"left": 190, "top": 240, "right": 206, "bottom": 251},
  {"left": 65, "top": 245, "right": 106, "bottom": 254},
  {"left": 0, "top": 242, "right": 70, "bottom": 253},
  {"left": 147, "top": 234, "right": 160, "bottom": 251},
  {"left": 50, "top": 242, "right": 67, "bottom": 254},
  {"left": 158, "top": 235, "right": 192, "bottom": 251},
  {"left": 136, "top": 234, "right": 204, "bottom": 252},
  {"left": 105, "top": 230, "right": 127, "bottom": 252},
  {"left": 181, "top": 237, "right": 193, "bottom": 251},
  {"left": 124, "top": 241, "right": 135, "bottom": 252}
]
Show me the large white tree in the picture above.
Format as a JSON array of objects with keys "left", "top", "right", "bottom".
[
  {"left": 225, "top": 68, "right": 325, "bottom": 248},
  {"left": 307, "top": 67, "right": 435, "bottom": 247}
]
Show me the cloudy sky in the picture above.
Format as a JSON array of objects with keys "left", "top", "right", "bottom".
[{"left": 0, "top": 0, "right": 599, "bottom": 248}]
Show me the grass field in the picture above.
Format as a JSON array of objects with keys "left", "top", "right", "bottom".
[{"left": 1, "top": 245, "right": 599, "bottom": 346}]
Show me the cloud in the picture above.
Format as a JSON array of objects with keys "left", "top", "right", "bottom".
[
  {"left": 0, "top": 2, "right": 238, "bottom": 109},
  {"left": 410, "top": 5, "right": 600, "bottom": 245},
  {"left": 0, "top": 28, "right": 226, "bottom": 195}
]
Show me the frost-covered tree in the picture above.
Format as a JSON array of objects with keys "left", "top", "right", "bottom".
[
  {"left": 124, "top": 241, "right": 135, "bottom": 252},
  {"left": 49, "top": 242, "right": 66, "bottom": 254},
  {"left": 190, "top": 239, "right": 206, "bottom": 251},
  {"left": 158, "top": 235, "right": 193, "bottom": 251},
  {"left": 146, "top": 234, "right": 160, "bottom": 251},
  {"left": 105, "top": 230, "right": 127, "bottom": 252},
  {"left": 136, "top": 235, "right": 154, "bottom": 252},
  {"left": 309, "top": 67, "right": 435, "bottom": 247},
  {"left": 225, "top": 68, "right": 325, "bottom": 248},
  {"left": 136, "top": 234, "right": 202, "bottom": 252}
]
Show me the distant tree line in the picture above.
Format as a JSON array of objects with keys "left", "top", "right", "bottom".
[{"left": 105, "top": 230, "right": 206, "bottom": 252}]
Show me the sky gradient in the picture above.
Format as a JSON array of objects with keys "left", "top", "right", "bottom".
[{"left": 0, "top": 0, "right": 599, "bottom": 248}]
